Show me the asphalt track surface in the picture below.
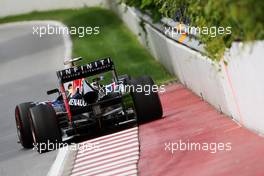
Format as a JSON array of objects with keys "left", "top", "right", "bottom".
[
  {"left": 139, "top": 84, "right": 264, "bottom": 176},
  {"left": 0, "top": 22, "right": 66, "bottom": 176}
]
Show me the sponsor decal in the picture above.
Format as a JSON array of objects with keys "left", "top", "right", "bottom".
[
  {"left": 73, "top": 79, "right": 83, "bottom": 93},
  {"left": 57, "top": 58, "right": 112, "bottom": 82},
  {"left": 68, "top": 99, "right": 87, "bottom": 106}
]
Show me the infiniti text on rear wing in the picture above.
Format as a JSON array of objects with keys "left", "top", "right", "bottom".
[{"left": 57, "top": 57, "right": 114, "bottom": 83}]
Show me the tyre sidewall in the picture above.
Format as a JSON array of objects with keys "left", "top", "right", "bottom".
[
  {"left": 29, "top": 104, "right": 61, "bottom": 153},
  {"left": 15, "top": 102, "right": 34, "bottom": 148}
]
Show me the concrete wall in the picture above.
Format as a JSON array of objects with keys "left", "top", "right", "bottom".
[
  {"left": 0, "top": 0, "right": 106, "bottom": 17},
  {"left": 222, "top": 41, "right": 264, "bottom": 133},
  {"left": 109, "top": 3, "right": 264, "bottom": 135}
]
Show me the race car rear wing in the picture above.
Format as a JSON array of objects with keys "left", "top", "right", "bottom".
[{"left": 57, "top": 57, "right": 114, "bottom": 83}]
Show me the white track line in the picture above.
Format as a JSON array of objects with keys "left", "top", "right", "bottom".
[
  {"left": 76, "top": 141, "right": 139, "bottom": 163},
  {"left": 98, "top": 165, "right": 138, "bottom": 176},
  {"left": 73, "top": 151, "right": 138, "bottom": 172},
  {"left": 74, "top": 147, "right": 139, "bottom": 168},
  {"left": 71, "top": 127, "right": 139, "bottom": 176},
  {"left": 78, "top": 132, "right": 138, "bottom": 154},
  {"left": 77, "top": 136, "right": 138, "bottom": 158},
  {"left": 73, "top": 156, "right": 139, "bottom": 175},
  {"left": 72, "top": 160, "right": 138, "bottom": 176}
]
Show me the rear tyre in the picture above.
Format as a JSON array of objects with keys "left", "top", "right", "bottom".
[
  {"left": 29, "top": 104, "right": 61, "bottom": 153},
  {"left": 15, "top": 102, "right": 34, "bottom": 148},
  {"left": 129, "top": 76, "right": 163, "bottom": 123}
]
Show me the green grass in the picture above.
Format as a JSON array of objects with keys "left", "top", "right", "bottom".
[{"left": 0, "top": 7, "right": 174, "bottom": 84}]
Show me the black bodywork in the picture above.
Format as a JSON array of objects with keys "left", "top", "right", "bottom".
[
  {"left": 15, "top": 57, "right": 163, "bottom": 152},
  {"left": 52, "top": 57, "right": 136, "bottom": 140}
]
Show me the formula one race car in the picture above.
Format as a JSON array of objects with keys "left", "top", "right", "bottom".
[{"left": 15, "top": 57, "right": 163, "bottom": 153}]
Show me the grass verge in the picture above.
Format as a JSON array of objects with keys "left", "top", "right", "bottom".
[{"left": 0, "top": 7, "right": 175, "bottom": 84}]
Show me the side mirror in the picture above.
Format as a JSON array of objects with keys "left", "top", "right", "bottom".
[{"left": 47, "top": 89, "right": 59, "bottom": 95}]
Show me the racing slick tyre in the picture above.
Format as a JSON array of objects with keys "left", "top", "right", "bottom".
[
  {"left": 29, "top": 104, "right": 61, "bottom": 153},
  {"left": 129, "top": 76, "right": 163, "bottom": 124},
  {"left": 15, "top": 102, "right": 34, "bottom": 148}
]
